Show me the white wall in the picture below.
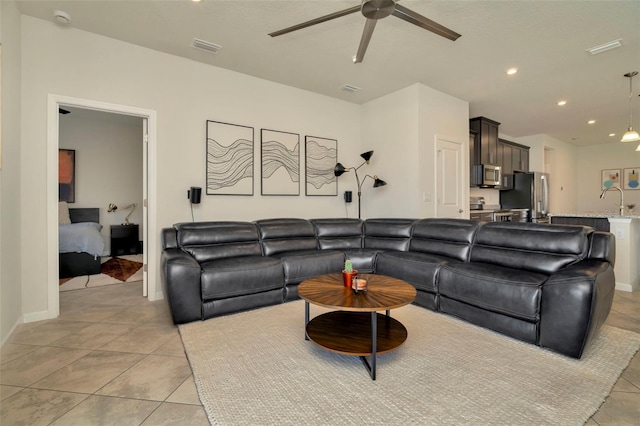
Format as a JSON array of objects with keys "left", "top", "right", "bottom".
[
  {"left": 59, "top": 109, "right": 144, "bottom": 254},
  {"left": 576, "top": 142, "right": 640, "bottom": 213},
  {"left": 20, "top": 16, "right": 362, "bottom": 319},
  {"left": 360, "top": 85, "right": 419, "bottom": 218},
  {"left": 515, "top": 134, "right": 579, "bottom": 215},
  {"left": 361, "top": 83, "right": 469, "bottom": 218},
  {"left": 1, "top": 0, "right": 23, "bottom": 344}
]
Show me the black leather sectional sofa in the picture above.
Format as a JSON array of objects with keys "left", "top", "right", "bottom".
[{"left": 161, "top": 218, "right": 616, "bottom": 359}]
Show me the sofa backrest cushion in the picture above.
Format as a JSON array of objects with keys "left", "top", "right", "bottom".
[
  {"left": 255, "top": 218, "right": 317, "bottom": 256},
  {"left": 588, "top": 231, "right": 616, "bottom": 266},
  {"left": 364, "top": 218, "right": 416, "bottom": 251},
  {"left": 409, "top": 218, "right": 480, "bottom": 261},
  {"left": 470, "top": 222, "right": 593, "bottom": 275},
  {"left": 311, "top": 218, "right": 363, "bottom": 250},
  {"left": 174, "top": 221, "right": 262, "bottom": 263}
]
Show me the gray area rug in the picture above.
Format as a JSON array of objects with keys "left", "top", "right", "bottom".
[{"left": 179, "top": 301, "right": 640, "bottom": 425}]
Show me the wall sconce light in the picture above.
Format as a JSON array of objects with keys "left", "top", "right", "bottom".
[
  {"left": 188, "top": 187, "right": 202, "bottom": 204},
  {"left": 334, "top": 151, "right": 387, "bottom": 218},
  {"left": 187, "top": 186, "right": 202, "bottom": 222},
  {"left": 107, "top": 203, "right": 137, "bottom": 225}
]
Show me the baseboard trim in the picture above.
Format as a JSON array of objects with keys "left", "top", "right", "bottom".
[
  {"left": 615, "top": 282, "right": 638, "bottom": 292},
  {"left": 1, "top": 315, "right": 24, "bottom": 347},
  {"left": 23, "top": 309, "right": 56, "bottom": 324}
]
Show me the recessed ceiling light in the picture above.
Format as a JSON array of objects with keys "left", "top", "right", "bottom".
[
  {"left": 557, "top": 100, "right": 567, "bottom": 106},
  {"left": 586, "top": 39, "right": 622, "bottom": 55},
  {"left": 506, "top": 68, "right": 518, "bottom": 76},
  {"left": 588, "top": 120, "right": 596, "bottom": 124},
  {"left": 609, "top": 133, "right": 616, "bottom": 137}
]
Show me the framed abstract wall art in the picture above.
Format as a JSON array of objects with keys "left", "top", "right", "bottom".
[
  {"left": 261, "top": 129, "right": 300, "bottom": 195},
  {"left": 305, "top": 135, "right": 337, "bottom": 196},
  {"left": 623, "top": 168, "right": 640, "bottom": 190},
  {"left": 601, "top": 169, "right": 621, "bottom": 189},
  {"left": 206, "top": 120, "right": 254, "bottom": 195},
  {"left": 58, "top": 149, "right": 76, "bottom": 203}
]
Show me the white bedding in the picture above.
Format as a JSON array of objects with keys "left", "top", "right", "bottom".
[{"left": 59, "top": 222, "right": 105, "bottom": 257}]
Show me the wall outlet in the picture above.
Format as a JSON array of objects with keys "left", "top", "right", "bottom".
[{"left": 423, "top": 192, "right": 431, "bottom": 202}]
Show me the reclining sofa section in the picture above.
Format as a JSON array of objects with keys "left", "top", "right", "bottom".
[{"left": 161, "top": 218, "right": 616, "bottom": 359}]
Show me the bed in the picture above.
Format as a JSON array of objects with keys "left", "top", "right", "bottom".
[{"left": 59, "top": 207, "right": 105, "bottom": 278}]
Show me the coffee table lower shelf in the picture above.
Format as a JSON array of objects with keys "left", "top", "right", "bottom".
[{"left": 305, "top": 310, "right": 408, "bottom": 380}]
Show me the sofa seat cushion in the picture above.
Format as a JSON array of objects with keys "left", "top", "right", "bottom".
[
  {"left": 200, "top": 256, "right": 284, "bottom": 300},
  {"left": 376, "top": 251, "right": 452, "bottom": 292},
  {"left": 270, "top": 250, "right": 345, "bottom": 284},
  {"left": 439, "top": 262, "right": 548, "bottom": 322}
]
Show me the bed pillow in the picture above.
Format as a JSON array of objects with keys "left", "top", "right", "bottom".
[{"left": 59, "top": 202, "right": 72, "bottom": 225}]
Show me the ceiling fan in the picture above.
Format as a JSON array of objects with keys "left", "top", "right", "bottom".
[{"left": 269, "top": 0, "right": 461, "bottom": 63}]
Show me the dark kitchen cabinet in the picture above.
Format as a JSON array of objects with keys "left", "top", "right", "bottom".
[
  {"left": 497, "top": 139, "right": 530, "bottom": 189},
  {"left": 469, "top": 130, "right": 477, "bottom": 186},
  {"left": 470, "top": 117, "right": 500, "bottom": 166},
  {"left": 512, "top": 145, "right": 529, "bottom": 172},
  {"left": 497, "top": 140, "right": 513, "bottom": 189}
]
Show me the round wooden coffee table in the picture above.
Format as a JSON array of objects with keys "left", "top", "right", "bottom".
[{"left": 298, "top": 273, "right": 416, "bottom": 380}]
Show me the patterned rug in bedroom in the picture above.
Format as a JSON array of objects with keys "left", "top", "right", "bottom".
[{"left": 59, "top": 254, "right": 143, "bottom": 291}]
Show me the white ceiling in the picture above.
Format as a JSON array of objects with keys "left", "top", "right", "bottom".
[{"left": 16, "top": 0, "right": 640, "bottom": 147}]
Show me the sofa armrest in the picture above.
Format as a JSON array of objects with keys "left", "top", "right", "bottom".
[
  {"left": 161, "top": 248, "right": 202, "bottom": 324},
  {"left": 539, "top": 259, "right": 615, "bottom": 358}
]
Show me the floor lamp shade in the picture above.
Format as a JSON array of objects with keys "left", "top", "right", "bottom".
[{"left": 188, "top": 187, "right": 202, "bottom": 204}]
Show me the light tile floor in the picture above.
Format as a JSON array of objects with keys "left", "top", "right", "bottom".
[{"left": 1, "top": 283, "right": 639, "bottom": 425}]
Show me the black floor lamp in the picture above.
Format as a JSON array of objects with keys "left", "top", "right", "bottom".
[{"left": 334, "top": 151, "right": 387, "bottom": 219}]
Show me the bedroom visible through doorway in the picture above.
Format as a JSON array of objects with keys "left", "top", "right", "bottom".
[{"left": 58, "top": 106, "right": 145, "bottom": 285}]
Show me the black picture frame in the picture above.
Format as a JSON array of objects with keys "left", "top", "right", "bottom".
[
  {"left": 261, "top": 128, "right": 300, "bottom": 196},
  {"left": 206, "top": 120, "right": 254, "bottom": 195},
  {"left": 305, "top": 135, "right": 338, "bottom": 196}
]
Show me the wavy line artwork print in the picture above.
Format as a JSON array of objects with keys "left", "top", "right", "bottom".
[
  {"left": 207, "top": 137, "right": 253, "bottom": 192},
  {"left": 261, "top": 129, "right": 300, "bottom": 195},
  {"left": 306, "top": 140, "right": 337, "bottom": 191},
  {"left": 261, "top": 140, "right": 300, "bottom": 181}
]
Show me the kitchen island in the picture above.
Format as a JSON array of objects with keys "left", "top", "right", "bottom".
[{"left": 549, "top": 213, "right": 640, "bottom": 292}]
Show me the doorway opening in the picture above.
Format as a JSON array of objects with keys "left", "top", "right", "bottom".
[
  {"left": 46, "top": 94, "right": 158, "bottom": 320},
  {"left": 58, "top": 107, "right": 145, "bottom": 292}
]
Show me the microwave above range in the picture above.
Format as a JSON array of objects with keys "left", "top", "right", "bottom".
[{"left": 471, "top": 164, "right": 502, "bottom": 187}]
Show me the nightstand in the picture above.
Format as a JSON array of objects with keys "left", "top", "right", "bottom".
[{"left": 110, "top": 224, "right": 139, "bottom": 257}]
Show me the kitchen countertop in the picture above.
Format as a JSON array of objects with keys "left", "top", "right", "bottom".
[
  {"left": 549, "top": 212, "right": 640, "bottom": 219},
  {"left": 470, "top": 208, "right": 529, "bottom": 213}
]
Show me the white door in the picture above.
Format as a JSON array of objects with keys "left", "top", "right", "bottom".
[
  {"left": 142, "top": 118, "right": 148, "bottom": 297},
  {"left": 435, "top": 137, "right": 465, "bottom": 218}
]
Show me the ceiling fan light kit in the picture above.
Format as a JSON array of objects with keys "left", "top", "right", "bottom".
[
  {"left": 621, "top": 71, "right": 640, "bottom": 143},
  {"left": 269, "top": 0, "right": 461, "bottom": 64}
]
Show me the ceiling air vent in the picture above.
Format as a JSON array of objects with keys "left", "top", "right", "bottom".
[
  {"left": 340, "top": 84, "right": 361, "bottom": 93},
  {"left": 192, "top": 38, "right": 222, "bottom": 54}
]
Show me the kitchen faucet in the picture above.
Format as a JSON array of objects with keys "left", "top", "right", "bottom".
[{"left": 600, "top": 186, "right": 625, "bottom": 215}]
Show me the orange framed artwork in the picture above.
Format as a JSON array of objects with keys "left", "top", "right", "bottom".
[{"left": 59, "top": 149, "right": 76, "bottom": 203}]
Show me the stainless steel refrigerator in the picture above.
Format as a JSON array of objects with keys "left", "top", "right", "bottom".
[{"left": 500, "top": 172, "right": 550, "bottom": 223}]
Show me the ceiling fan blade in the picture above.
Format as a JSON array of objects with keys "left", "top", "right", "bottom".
[
  {"left": 354, "top": 19, "right": 377, "bottom": 64},
  {"left": 392, "top": 3, "right": 461, "bottom": 41},
  {"left": 269, "top": 5, "right": 361, "bottom": 37}
]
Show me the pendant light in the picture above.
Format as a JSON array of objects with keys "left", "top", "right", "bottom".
[{"left": 620, "top": 71, "right": 640, "bottom": 142}]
